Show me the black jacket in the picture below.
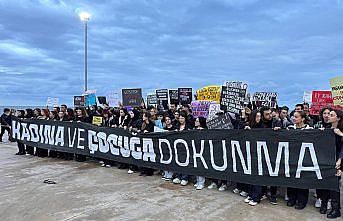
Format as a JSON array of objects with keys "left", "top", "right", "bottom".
[{"left": 1, "top": 113, "right": 11, "bottom": 126}]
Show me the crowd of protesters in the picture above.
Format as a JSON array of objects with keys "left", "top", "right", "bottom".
[{"left": 1, "top": 102, "right": 342, "bottom": 219}]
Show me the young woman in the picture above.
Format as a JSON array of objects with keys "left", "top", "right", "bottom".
[
  {"left": 313, "top": 107, "right": 333, "bottom": 208},
  {"left": 74, "top": 108, "right": 88, "bottom": 162},
  {"left": 48, "top": 110, "right": 58, "bottom": 158},
  {"left": 243, "top": 110, "right": 264, "bottom": 206},
  {"left": 15, "top": 110, "right": 26, "bottom": 155},
  {"left": 194, "top": 117, "right": 207, "bottom": 190},
  {"left": 58, "top": 111, "right": 73, "bottom": 160},
  {"left": 139, "top": 111, "right": 155, "bottom": 176},
  {"left": 36, "top": 109, "right": 49, "bottom": 157},
  {"left": 126, "top": 109, "right": 141, "bottom": 174},
  {"left": 286, "top": 111, "right": 312, "bottom": 210},
  {"left": 172, "top": 111, "right": 191, "bottom": 186},
  {"left": 118, "top": 108, "right": 129, "bottom": 128},
  {"left": 319, "top": 109, "right": 342, "bottom": 219},
  {"left": 24, "top": 109, "right": 35, "bottom": 155},
  {"left": 161, "top": 114, "right": 175, "bottom": 181}
]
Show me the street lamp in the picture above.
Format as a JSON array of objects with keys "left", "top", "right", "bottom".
[{"left": 79, "top": 12, "right": 91, "bottom": 92}]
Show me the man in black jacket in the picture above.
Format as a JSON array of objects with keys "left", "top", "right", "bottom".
[{"left": 0, "top": 108, "right": 12, "bottom": 142}]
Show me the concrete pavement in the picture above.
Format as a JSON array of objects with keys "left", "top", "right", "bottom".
[{"left": 0, "top": 140, "right": 341, "bottom": 221}]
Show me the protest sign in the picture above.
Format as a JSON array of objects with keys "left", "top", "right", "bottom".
[
  {"left": 92, "top": 116, "right": 103, "bottom": 126},
  {"left": 147, "top": 94, "right": 158, "bottom": 107},
  {"left": 196, "top": 86, "right": 221, "bottom": 103},
  {"left": 303, "top": 91, "right": 312, "bottom": 103},
  {"left": 330, "top": 76, "right": 343, "bottom": 106},
  {"left": 74, "top": 96, "right": 85, "bottom": 107},
  {"left": 220, "top": 81, "right": 248, "bottom": 114},
  {"left": 169, "top": 89, "right": 179, "bottom": 105},
  {"left": 84, "top": 93, "right": 97, "bottom": 106},
  {"left": 12, "top": 117, "right": 338, "bottom": 190},
  {"left": 253, "top": 92, "right": 278, "bottom": 108},
  {"left": 178, "top": 88, "right": 192, "bottom": 105},
  {"left": 206, "top": 112, "right": 234, "bottom": 129},
  {"left": 191, "top": 100, "right": 215, "bottom": 118},
  {"left": 46, "top": 97, "right": 59, "bottom": 107},
  {"left": 107, "top": 90, "right": 121, "bottom": 107},
  {"left": 97, "top": 96, "right": 107, "bottom": 105},
  {"left": 122, "top": 88, "right": 142, "bottom": 107},
  {"left": 156, "top": 89, "right": 169, "bottom": 110},
  {"left": 207, "top": 103, "right": 222, "bottom": 121},
  {"left": 310, "top": 91, "right": 333, "bottom": 115}
]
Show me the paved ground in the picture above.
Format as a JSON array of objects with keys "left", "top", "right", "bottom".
[{"left": 0, "top": 139, "right": 341, "bottom": 221}]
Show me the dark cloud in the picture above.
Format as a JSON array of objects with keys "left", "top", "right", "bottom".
[{"left": 0, "top": 0, "right": 342, "bottom": 106}]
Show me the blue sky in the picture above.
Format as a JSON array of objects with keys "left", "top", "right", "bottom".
[{"left": 0, "top": 0, "right": 342, "bottom": 107}]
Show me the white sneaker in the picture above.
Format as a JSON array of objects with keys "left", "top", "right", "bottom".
[
  {"left": 99, "top": 161, "right": 104, "bottom": 164},
  {"left": 101, "top": 163, "right": 106, "bottom": 167},
  {"left": 315, "top": 199, "right": 321, "bottom": 208},
  {"left": 196, "top": 185, "right": 204, "bottom": 190},
  {"left": 208, "top": 182, "right": 218, "bottom": 189},
  {"left": 180, "top": 180, "right": 188, "bottom": 186},
  {"left": 233, "top": 188, "right": 240, "bottom": 194},
  {"left": 240, "top": 191, "right": 249, "bottom": 197},
  {"left": 128, "top": 169, "right": 134, "bottom": 174},
  {"left": 327, "top": 200, "right": 332, "bottom": 210},
  {"left": 105, "top": 165, "right": 111, "bottom": 168},
  {"left": 244, "top": 196, "right": 252, "bottom": 203},
  {"left": 194, "top": 183, "right": 198, "bottom": 187},
  {"left": 173, "top": 178, "right": 181, "bottom": 184},
  {"left": 218, "top": 184, "right": 228, "bottom": 191},
  {"left": 249, "top": 200, "right": 258, "bottom": 206},
  {"left": 284, "top": 194, "right": 289, "bottom": 201}
]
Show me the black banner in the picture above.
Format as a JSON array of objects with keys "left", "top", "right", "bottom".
[
  {"left": 156, "top": 89, "right": 169, "bottom": 110},
  {"left": 12, "top": 117, "right": 338, "bottom": 190}
]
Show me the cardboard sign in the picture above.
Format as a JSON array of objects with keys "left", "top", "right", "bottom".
[
  {"left": 169, "top": 89, "right": 179, "bottom": 105},
  {"left": 206, "top": 112, "right": 234, "bottom": 129},
  {"left": 46, "top": 97, "right": 59, "bottom": 107},
  {"left": 85, "top": 93, "right": 97, "bottom": 106},
  {"left": 191, "top": 100, "right": 215, "bottom": 118},
  {"left": 107, "top": 90, "right": 121, "bottom": 107},
  {"left": 178, "top": 88, "right": 192, "bottom": 105},
  {"left": 253, "top": 92, "right": 278, "bottom": 108},
  {"left": 196, "top": 86, "right": 221, "bottom": 103},
  {"left": 97, "top": 96, "right": 107, "bottom": 105},
  {"left": 330, "top": 76, "right": 343, "bottom": 106},
  {"left": 74, "top": 96, "right": 85, "bottom": 107},
  {"left": 92, "top": 116, "right": 103, "bottom": 126},
  {"left": 303, "top": 91, "right": 312, "bottom": 103},
  {"left": 122, "top": 88, "right": 142, "bottom": 107},
  {"left": 207, "top": 103, "right": 222, "bottom": 121},
  {"left": 147, "top": 94, "right": 158, "bottom": 106},
  {"left": 310, "top": 91, "right": 334, "bottom": 115},
  {"left": 220, "top": 81, "right": 247, "bottom": 114},
  {"left": 156, "top": 89, "right": 169, "bottom": 110}
]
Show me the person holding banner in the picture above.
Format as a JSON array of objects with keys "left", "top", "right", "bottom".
[
  {"left": 24, "top": 109, "right": 35, "bottom": 155},
  {"left": 319, "top": 109, "right": 343, "bottom": 219},
  {"left": 173, "top": 111, "right": 192, "bottom": 186},
  {"left": 126, "top": 109, "right": 142, "bottom": 174},
  {"left": 15, "top": 110, "right": 26, "bottom": 155},
  {"left": 194, "top": 117, "right": 207, "bottom": 190},
  {"left": 244, "top": 110, "right": 264, "bottom": 206},
  {"left": 139, "top": 112, "right": 155, "bottom": 176},
  {"left": 161, "top": 114, "right": 175, "bottom": 181},
  {"left": 314, "top": 107, "right": 333, "bottom": 208},
  {"left": 36, "top": 109, "right": 49, "bottom": 157},
  {"left": 286, "top": 111, "right": 313, "bottom": 210},
  {"left": 57, "top": 111, "right": 73, "bottom": 160},
  {"left": 74, "top": 108, "right": 88, "bottom": 162}
]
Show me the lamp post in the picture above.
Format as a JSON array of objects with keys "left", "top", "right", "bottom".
[{"left": 79, "top": 12, "right": 91, "bottom": 92}]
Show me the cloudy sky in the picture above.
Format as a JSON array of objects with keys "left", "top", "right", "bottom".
[{"left": 0, "top": 0, "right": 342, "bottom": 106}]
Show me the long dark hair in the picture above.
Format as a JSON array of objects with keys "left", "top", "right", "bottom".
[
  {"left": 249, "top": 110, "right": 262, "bottom": 128},
  {"left": 332, "top": 109, "right": 343, "bottom": 131},
  {"left": 196, "top": 117, "right": 207, "bottom": 129},
  {"left": 319, "top": 107, "right": 333, "bottom": 121}
]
